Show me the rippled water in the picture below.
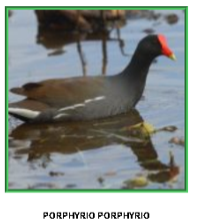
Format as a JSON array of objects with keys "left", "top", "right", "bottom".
[{"left": 8, "top": 10, "right": 185, "bottom": 190}]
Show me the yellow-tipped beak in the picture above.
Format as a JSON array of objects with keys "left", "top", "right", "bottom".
[{"left": 169, "top": 53, "right": 176, "bottom": 61}]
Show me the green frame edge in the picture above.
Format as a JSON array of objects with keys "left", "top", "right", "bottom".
[{"left": 5, "top": 6, "right": 188, "bottom": 193}]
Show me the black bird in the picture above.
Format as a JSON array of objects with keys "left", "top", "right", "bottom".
[{"left": 9, "top": 34, "right": 176, "bottom": 123}]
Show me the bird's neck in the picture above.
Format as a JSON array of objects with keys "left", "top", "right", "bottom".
[
  {"left": 121, "top": 49, "right": 156, "bottom": 82},
  {"left": 116, "top": 49, "right": 157, "bottom": 107}
]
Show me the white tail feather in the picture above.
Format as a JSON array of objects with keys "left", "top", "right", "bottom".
[{"left": 9, "top": 108, "right": 40, "bottom": 119}]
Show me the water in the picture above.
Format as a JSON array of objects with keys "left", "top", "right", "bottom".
[{"left": 8, "top": 10, "right": 185, "bottom": 190}]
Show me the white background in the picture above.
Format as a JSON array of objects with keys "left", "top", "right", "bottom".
[{"left": 1, "top": 1, "right": 199, "bottom": 221}]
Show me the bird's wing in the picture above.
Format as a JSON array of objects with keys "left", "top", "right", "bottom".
[{"left": 10, "top": 76, "right": 106, "bottom": 108}]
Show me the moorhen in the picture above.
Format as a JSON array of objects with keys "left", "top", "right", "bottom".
[{"left": 9, "top": 34, "right": 176, "bottom": 123}]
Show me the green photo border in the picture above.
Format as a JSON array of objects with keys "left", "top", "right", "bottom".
[{"left": 5, "top": 6, "right": 188, "bottom": 192}]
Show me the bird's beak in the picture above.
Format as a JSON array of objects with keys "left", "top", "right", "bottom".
[{"left": 168, "top": 53, "right": 176, "bottom": 61}]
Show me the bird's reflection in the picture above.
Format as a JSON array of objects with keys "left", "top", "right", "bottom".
[
  {"left": 36, "top": 26, "right": 128, "bottom": 76},
  {"left": 9, "top": 109, "right": 179, "bottom": 186}
]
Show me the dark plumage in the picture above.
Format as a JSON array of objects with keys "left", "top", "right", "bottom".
[{"left": 9, "top": 34, "right": 175, "bottom": 123}]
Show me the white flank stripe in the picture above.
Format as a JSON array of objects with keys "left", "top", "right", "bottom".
[
  {"left": 93, "top": 96, "right": 105, "bottom": 101},
  {"left": 85, "top": 96, "right": 106, "bottom": 103},
  {"left": 9, "top": 108, "right": 40, "bottom": 119},
  {"left": 84, "top": 99, "right": 93, "bottom": 103},
  {"left": 59, "top": 96, "right": 106, "bottom": 112},
  {"left": 53, "top": 113, "right": 68, "bottom": 119},
  {"left": 59, "top": 103, "right": 85, "bottom": 112}
]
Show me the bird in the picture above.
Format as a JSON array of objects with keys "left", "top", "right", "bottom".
[{"left": 9, "top": 34, "right": 176, "bottom": 123}]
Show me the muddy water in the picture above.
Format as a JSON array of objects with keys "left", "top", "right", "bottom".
[{"left": 8, "top": 10, "right": 185, "bottom": 190}]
